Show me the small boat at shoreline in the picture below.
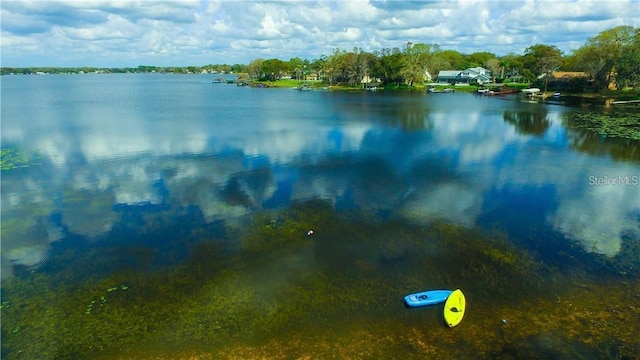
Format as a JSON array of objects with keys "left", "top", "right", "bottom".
[
  {"left": 483, "top": 87, "right": 519, "bottom": 96},
  {"left": 427, "top": 87, "right": 454, "bottom": 93},
  {"left": 521, "top": 88, "right": 541, "bottom": 95}
]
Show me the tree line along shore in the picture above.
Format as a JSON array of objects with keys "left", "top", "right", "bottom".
[{"left": 2, "top": 26, "right": 638, "bottom": 96}]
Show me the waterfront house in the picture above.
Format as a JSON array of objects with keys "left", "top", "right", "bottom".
[
  {"left": 305, "top": 71, "right": 319, "bottom": 81},
  {"left": 436, "top": 67, "right": 491, "bottom": 85},
  {"left": 361, "top": 75, "right": 382, "bottom": 89},
  {"left": 538, "top": 71, "right": 593, "bottom": 91}
]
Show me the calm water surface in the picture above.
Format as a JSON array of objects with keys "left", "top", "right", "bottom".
[{"left": 1, "top": 74, "right": 639, "bottom": 358}]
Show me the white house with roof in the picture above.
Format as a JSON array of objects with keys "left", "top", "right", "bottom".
[{"left": 436, "top": 67, "right": 491, "bottom": 84}]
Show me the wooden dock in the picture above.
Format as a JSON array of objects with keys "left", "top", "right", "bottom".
[{"left": 611, "top": 99, "right": 640, "bottom": 104}]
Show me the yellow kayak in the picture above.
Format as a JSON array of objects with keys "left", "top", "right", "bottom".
[{"left": 444, "top": 289, "right": 466, "bottom": 327}]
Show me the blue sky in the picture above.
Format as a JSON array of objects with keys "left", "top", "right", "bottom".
[{"left": 1, "top": 0, "right": 638, "bottom": 67}]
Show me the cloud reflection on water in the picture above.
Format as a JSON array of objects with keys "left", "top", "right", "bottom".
[{"left": 1, "top": 79, "right": 638, "bottom": 278}]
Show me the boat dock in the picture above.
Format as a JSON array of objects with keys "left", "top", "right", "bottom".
[{"left": 611, "top": 99, "right": 640, "bottom": 104}]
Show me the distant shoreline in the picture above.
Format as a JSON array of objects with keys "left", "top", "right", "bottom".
[{"left": 3, "top": 71, "right": 637, "bottom": 101}]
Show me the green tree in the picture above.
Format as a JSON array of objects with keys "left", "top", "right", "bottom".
[
  {"left": 356, "top": 49, "right": 378, "bottom": 87},
  {"left": 485, "top": 58, "right": 501, "bottom": 81},
  {"left": 324, "top": 49, "right": 345, "bottom": 85},
  {"left": 137, "top": 65, "right": 158, "bottom": 73},
  {"left": 560, "top": 52, "right": 581, "bottom": 71},
  {"left": 499, "top": 53, "right": 525, "bottom": 77},
  {"left": 466, "top": 51, "right": 496, "bottom": 68},
  {"left": 311, "top": 55, "right": 328, "bottom": 81},
  {"left": 289, "top": 57, "right": 305, "bottom": 71},
  {"left": 427, "top": 46, "right": 453, "bottom": 80},
  {"left": 261, "top": 58, "right": 289, "bottom": 80},
  {"left": 289, "top": 57, "right": 309, "bottom": 79},
  {"left": 323, "top": 48, "right": 376, "bottom": 86},
  {"left": 572, "top": 26, "right": 638, "bottom": 91},
  {"left": 248, "top": 58, "right": 264, "bottom": 80},
  {"left": 186, "top": 66, "right": 200, "bottom": 73},
  {"left": 617, "top": 28, "right": 640, "bottom": 89},
  {"left": 400, "top": 42, "right": 433, "bottom": 86},
  {"left": 437, "top": 50, "right": 466, "bottom": 69},
  {"left": 373, "top": 47, "right": 404, "bottom": 86},
  {"left": 217, "top": 64, "right": 232, "bottom": 73},
  {"left": 340, "top": 51, "right": 359, "bottom": 85},
  {"left": 523, "top": 44, "right": 563, "bottom": 92},
  {"left": 231, "top": 64, "right": 248, "bottom": 73}
]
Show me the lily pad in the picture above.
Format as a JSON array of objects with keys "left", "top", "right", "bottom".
[
  {"left": 563, "top": 112, "right": 640, "bottom": 140},
  {"left": 0, "top": 147, "right": 41, "bottom": 171}
]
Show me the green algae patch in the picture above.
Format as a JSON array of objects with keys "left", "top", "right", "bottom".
[{"left": 0, "top": 147, "right": 41, "bottom": 171}]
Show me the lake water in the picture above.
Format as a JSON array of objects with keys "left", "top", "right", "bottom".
[{"left": 1, "top": 74, "right": 639, "bottom": 358}]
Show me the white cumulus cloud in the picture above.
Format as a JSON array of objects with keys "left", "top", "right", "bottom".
[{"left": 1, "top": 0, "right": 638, "bottom": 68}]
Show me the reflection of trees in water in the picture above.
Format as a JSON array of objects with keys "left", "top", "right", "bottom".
[
  {"left": 564, "top": 127, "right": 640, "bottom": 162},
  {"left": 220, "top": 167, "right": 275, "bottom": 208},
  {"left": 562, "top": 113, "right": 640, "bottom": 162},
  {"left": 331, "top": 95, "right": 433, "bottom": 132},
  {"left": 296, "top": 154, "right": 406, "bottom": 210},
  {"left": 387, "top": 108, "right": 434, "bottom": 132},
  {"left": 503, "top": 111, "right": 550, "bottom": 137}
]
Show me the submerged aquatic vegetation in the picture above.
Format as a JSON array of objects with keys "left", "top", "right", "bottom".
[
  {"left": 1, "top": 201, "right": 639, "bottom": 359},
  {"left": 425, "top": 222, "right": 543, "bottom": 296},
  {"left": 588, "top": 229, "right": 640, "bottom": 278},
  {"left": 242, "top": 199, "right": 339, "bottom": 251},
  {"left": 562, "top": 112, "right": 640, "bottom": 140}
]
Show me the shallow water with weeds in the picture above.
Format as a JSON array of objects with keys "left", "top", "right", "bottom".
[
  {"left": 2, "top": 74, "right": 639, "bottom": 359},
  {"left": 2, "top": 202, "right": 639, "bottom": 359}
]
